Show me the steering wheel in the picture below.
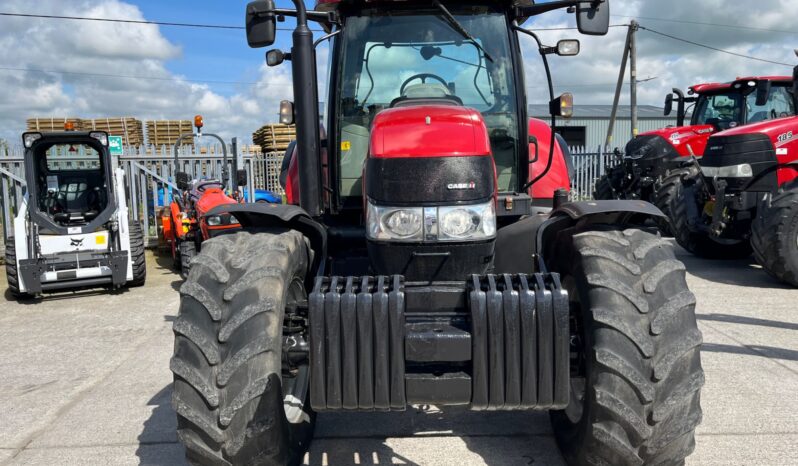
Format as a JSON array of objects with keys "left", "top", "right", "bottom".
[
  {"left": 400, "top": 73, "right": 449, "bottom": 96},
  {"left": 194, "top": 180, "right": 223, "bottom": 193}
]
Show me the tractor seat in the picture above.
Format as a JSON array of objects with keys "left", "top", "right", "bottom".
[{"left": 390, "top": 83, "right": 463, "bottom": 108}]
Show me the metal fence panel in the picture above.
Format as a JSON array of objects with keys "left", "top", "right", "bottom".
[{"left": 1, "top": 143, "right": 615, "bottom": 242}]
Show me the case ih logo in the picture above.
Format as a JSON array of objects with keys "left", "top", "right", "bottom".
[
  {"left": 447, "top": 182, "right": 476, "bottom": 191},
  {"left": 70, "top": 238, "right": 84, "bottom": 247}
]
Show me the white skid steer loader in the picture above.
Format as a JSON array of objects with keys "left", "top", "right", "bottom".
[{"left": 4, "top": 130, "right": 145, "bottom": 298}]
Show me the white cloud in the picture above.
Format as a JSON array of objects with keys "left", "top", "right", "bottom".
[{"left": 0, "top": 0, "right": 297, "bottom": 145}]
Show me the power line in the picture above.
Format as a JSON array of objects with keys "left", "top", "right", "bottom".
[
  {"left": 637, "top": 25, "right": 794, "bottom": 67},
  {"left": 0, "top": 66, "right": 294, "bottom": 87},
  {"left": 531, "top": 24, "right": 627, "bottom": 32},
  {"left": 0, "top": 12, "right": 325, "bottom": 32},
  {"left": 612, "top": 15, "right": 798, "bottom": 35}
]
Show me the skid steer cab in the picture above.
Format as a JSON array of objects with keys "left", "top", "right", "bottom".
[
  {"left": 170, "top": 2, "right": 706, "bottom": 466},
  {"left": 159, "top": 116, "right": 247, "bottom": 278},
  {"left": 5, "top": 129, "right": 146, "bottom": 298}
]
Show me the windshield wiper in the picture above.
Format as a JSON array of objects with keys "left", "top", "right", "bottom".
[{"left": 433, "top": 1, "right": 494, "bottom": 63}]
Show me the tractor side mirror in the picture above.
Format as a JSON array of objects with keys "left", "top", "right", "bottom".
[
  {"left": 280, "top": 100, "right": 295, "bottom": 125},
  {"left": 550, "top": 93, "right": 574, "bottom": 119},
  {"left": 792, "top": 65, "right": 798, "bottom": 99},
  {"left": 755, "top": 80, "right": 772, "bottom": 107},
  {"left": 246, "top": 0, "right": 277, "bottom": 48},
  {"left": 576, "top": 0, "right": 610, "bottom": 36},
  {"left": 266, "top": 49, "right": 291, "bottom": 67},
  {"left": 664, "top": 93, "right": 674, "bottom": 116},
  {"left": 236, "top": 169, "right": 248, "bottom": 187},
  {"left": 175, "top": 171, "right": 191, "bottom": 191}
]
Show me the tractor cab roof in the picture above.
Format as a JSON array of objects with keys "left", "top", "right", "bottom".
[
  {"left": 690, "top": 76, "right": 792, "bottom": 95},
  {"left": 316, "top": 0, "right": 534, "bottom": 14}
]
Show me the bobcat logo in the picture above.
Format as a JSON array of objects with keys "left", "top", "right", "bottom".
[{"left": 70, "top": 238, "right": 84, "bottom": 247}]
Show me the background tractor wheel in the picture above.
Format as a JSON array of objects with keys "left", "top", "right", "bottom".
[
  {"left": 550, "top": 226, "right": 704, "bottom": 465},
  {"left": 4, "top": 237, "right": 28, "bottom": 299},
  {"left": 128, "top": 222, "right": 147, "bottom": 287},
  {"left": 593, "top": 174, "right": 615, "bottom": 200},
  {"left": 655, "top": 165, "right": 752, "bottom": 259},
  {"left": 171, "top": 230, "right": 315, "bottom": 466},
  {"left": 751, "top": 184, "right": 798, "bottom": 286},
  {"left": 179, "top": 241, "right": 197, "bottom": 280}
]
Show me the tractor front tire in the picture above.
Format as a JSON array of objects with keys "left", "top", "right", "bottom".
[
  {"left": 171, "top": 230, "right": 315, "bottom": 466},
  {"left": 550, "top": 226, "right": 704, "bottom": 466},
  {"left": 179, "top": 241, "right": 197, "bottom": 280},
  {"left": 5, "top": 238, "right": 29, "bottom": 299},
  {"left": 593, "top": 174, "right": 615, "bottom": 200},
  {"left": 655, "top": 164, "right": 752, "bottom": 259},
  {"left": 751, "top": 185, "right": 798, "bottom": 286},
  {"left": 128, "top": 222, "right": 147, "bottom": 287}
]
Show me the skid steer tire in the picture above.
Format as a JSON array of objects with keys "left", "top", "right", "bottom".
[
  {"left": 593, "top": 174, "right": 615, "bottom": 201},
  {"left": 171, "top": 230, "right": 315, "bottom": 466},
  {"left": 751, "top": 185, "right": 798, "bottom": 286},
  {"left": 655, "top": 165, "right": 752, "bottom": 259},
  {"left": 128, "top": 222, "right": 147, "bottom": 287},
  {"left": 179, "top": 241, "right": 197, "bottom": 280},
  {"left": 5, "top": 238, "right": 29, "bottom": 299},
  {"left": 550, "top": 226, "right": 704, "bottom": 466}
]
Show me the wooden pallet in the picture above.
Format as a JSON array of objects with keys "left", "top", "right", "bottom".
[
  {"left": 82, "top": 117, "right": 145, "bottom": 146},
  {"left": 146, "top": 120, "right": 194, "bottom": 146},
  {"left": 252, "top": 123, "right": 296, "bottom": 153},
  {"left": 26, "top": 117, "right": 84, "bottom": 132}
]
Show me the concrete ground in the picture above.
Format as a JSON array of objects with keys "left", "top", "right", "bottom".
[{"left": 0, "top": 245, "right": 796, "bottom": 466}]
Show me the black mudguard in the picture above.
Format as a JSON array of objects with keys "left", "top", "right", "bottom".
[
  {"left": 205, "top": 203, "right": 327, "bottom": 283},
  {"left": 494, "top": 200, "right": 665, "bottom": 274}
]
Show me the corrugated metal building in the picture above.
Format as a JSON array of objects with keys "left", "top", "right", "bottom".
[{"left": 529, "top": 105, "right": 679, "bottom": 151}]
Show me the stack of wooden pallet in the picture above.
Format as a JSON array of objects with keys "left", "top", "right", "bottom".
[
  {"left": 146, "top": 120, "right": 194, "bottom": 147},
  {"left": 82, "top": 117, "right": 145, "bottom": 146},
  {"left": 252, "top": 123, "right": 296, "bottom": 153},
  {"left": 26, "top": 117, "right": 84, "bottom": 132}
]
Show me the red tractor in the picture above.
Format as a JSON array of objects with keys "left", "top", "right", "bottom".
[
  {"left": 656, "top": 68, "right": 798, "bottom": 284},
  {"left": 595, "top": 74, "right": 795, "bottom": 204},
  {"left": 170, "top": 2, "right": 704, "bottom": 465},
  {"left": 160, "top": 116, "right": 246, "bottom": 277}
]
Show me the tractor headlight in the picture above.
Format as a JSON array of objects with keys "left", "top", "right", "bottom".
[
  {"left": 439, "top": 202, "right": 496, "bottom": 241},
  {"left": 205, "top": 213, "right": 240, "bottom": 227},
  {"left": 367, "top": 203, "right": 424, "bottom": 241},
  {"left": 367, "top": 200, "right": 496, "bottom": 242}
]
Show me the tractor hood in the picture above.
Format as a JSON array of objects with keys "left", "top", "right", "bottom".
[{"left": 638, "top": 124, "right": 717, "bottom": 157}]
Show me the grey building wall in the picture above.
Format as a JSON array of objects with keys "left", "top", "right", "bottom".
[{"left": 529, "top": 105, "right": 680, "bottom": 151}]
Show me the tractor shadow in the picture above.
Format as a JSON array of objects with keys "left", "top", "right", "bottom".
[
  {"left": 309, "top": 406, "right": 565, "bottom": 465},
  {"left": 136, "top": 385, "right": 186, "bottom": 466},
  {"left": 673, "top": 246, "right": 792, "bottom": 289},
  {"left": 136, "top": 389, "right": 567, "bottom": 466}
]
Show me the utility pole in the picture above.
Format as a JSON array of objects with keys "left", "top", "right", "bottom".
[
  {"left": 605, "top": 23, "right": 633, "bottom": 149},
  {"left": 629, "top": 20, "right": 639, "bottom": 140}
]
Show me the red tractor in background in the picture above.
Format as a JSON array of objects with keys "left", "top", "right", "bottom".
[
  {"left": 170, "top": 2, "right": 704, "bottom": 465},
  {"left": 656, "top": 67, "right": 798, "bottom": 284},
  {"left": 159, "top": 116, "right": 247, "bottom": 278},
  {"left": 595, "top": 74, "right": 795, "bottom": 206}
]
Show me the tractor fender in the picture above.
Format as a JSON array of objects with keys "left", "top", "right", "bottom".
[
  {"left": 205, "top": 203, "right": 327, "bottom": 285},
  {"left": 493, "top": 200, "right": 664, "bottom": 274}
]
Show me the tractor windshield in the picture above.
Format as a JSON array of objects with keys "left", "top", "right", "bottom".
[
  {"left": 335, "top": 7, "right": 519, "bottom": 196},
  {"left": 692, "top": 84, "right": 795, "bottom": 128},
  {"left": 34, "top": 143, "right": 108, "bottom": 226}
]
